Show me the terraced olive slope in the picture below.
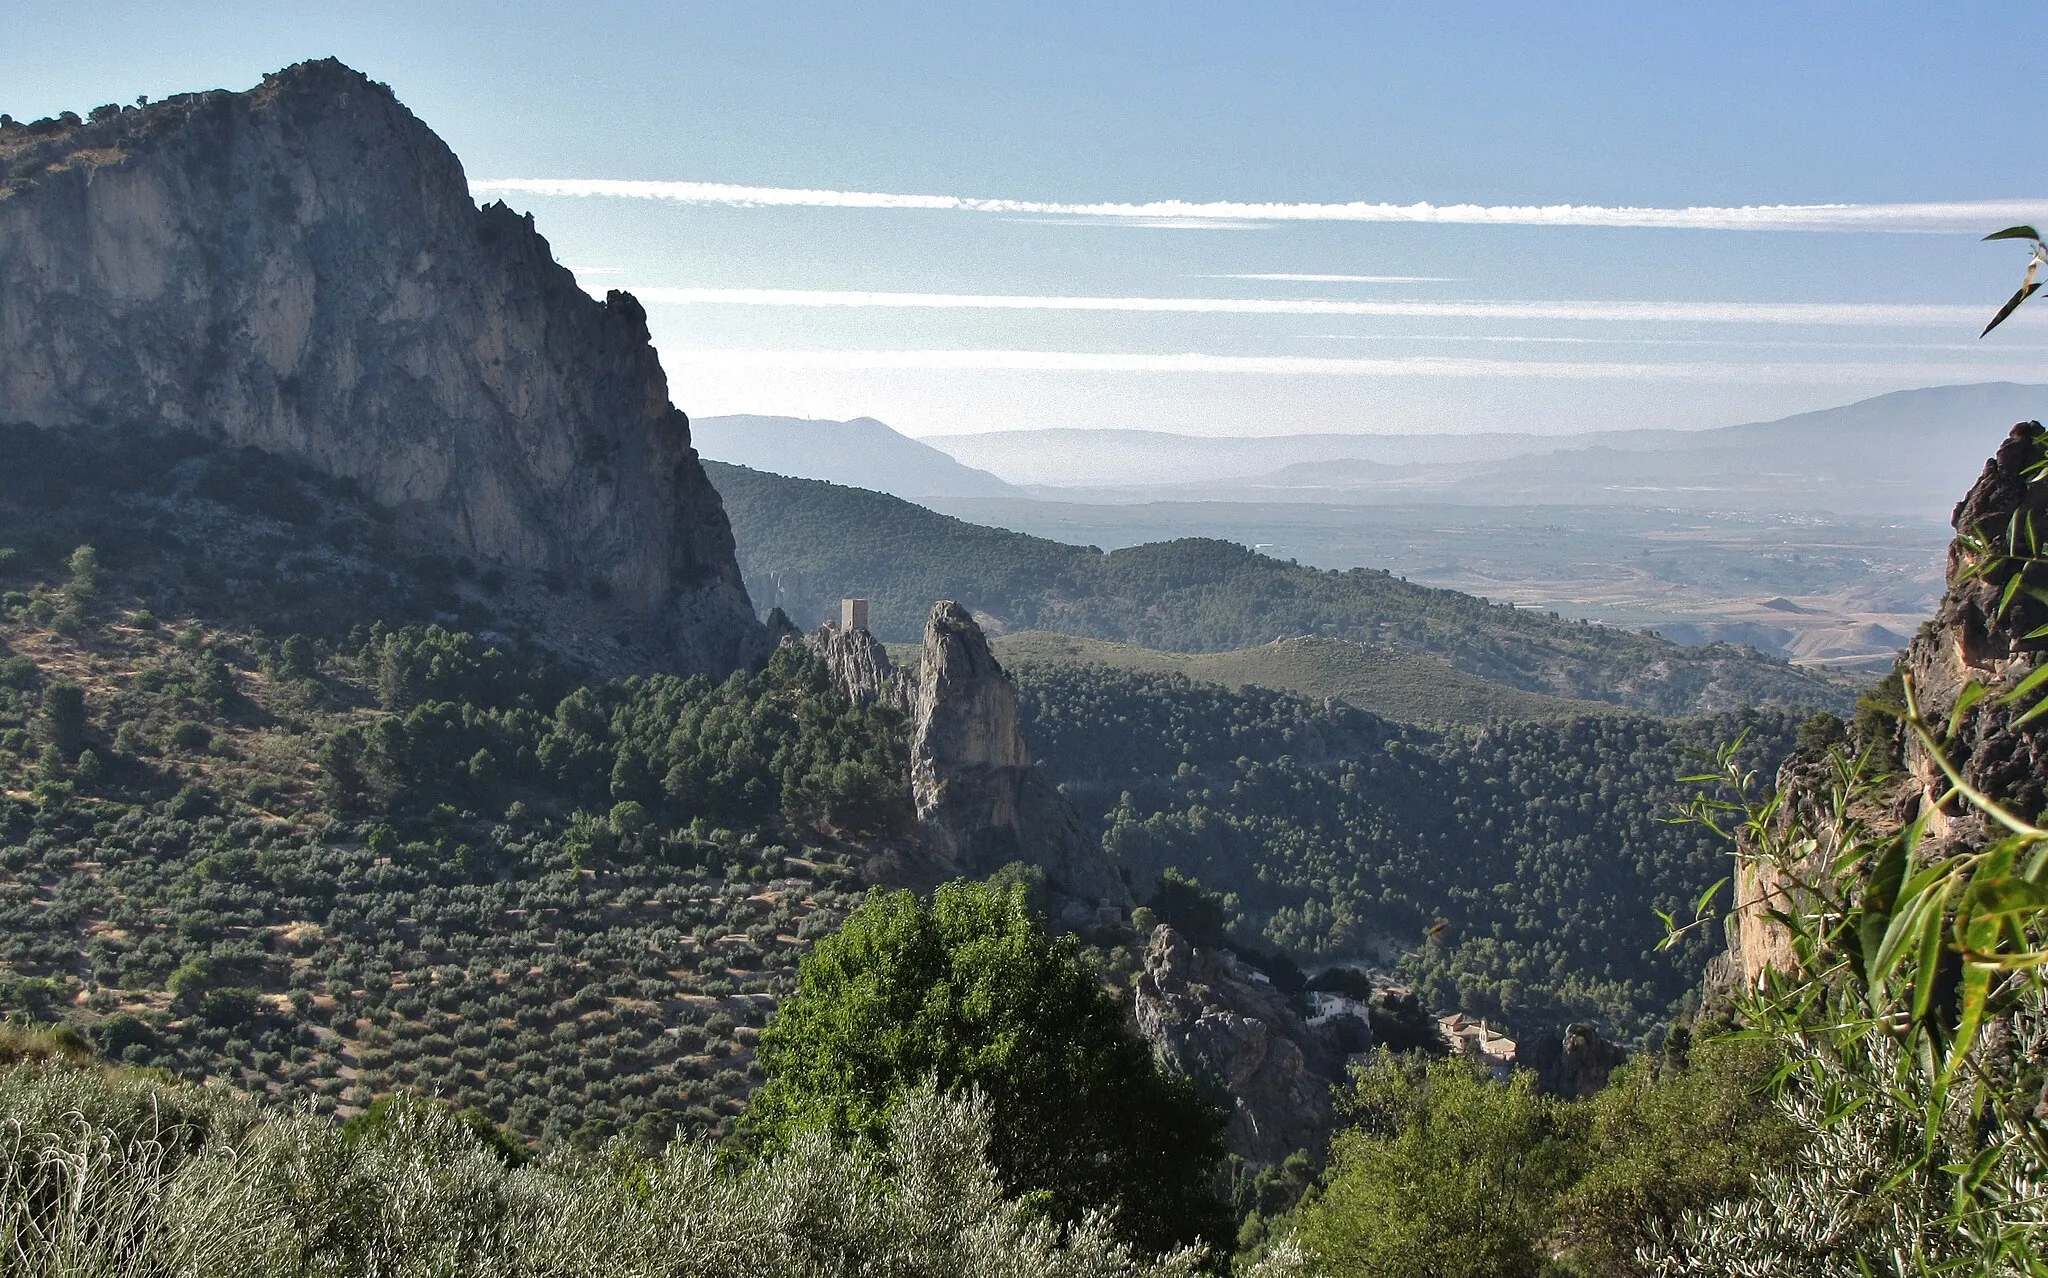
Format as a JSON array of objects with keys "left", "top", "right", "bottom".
[{"left": 0, "top": 425, "right": 901, "bottom": 1151}]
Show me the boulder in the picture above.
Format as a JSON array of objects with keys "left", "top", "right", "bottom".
[{"left": 1132, "top": 924, "right": 1344, "bottom": 1167}]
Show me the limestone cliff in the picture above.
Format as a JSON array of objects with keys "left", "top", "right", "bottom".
[
  {"left": 1721, "top": 422, "right": 2048, "bottom": 988},
  {"left": 808, "top": 602, "right": 1131, "bottom": 923},
  {"left": 1132, "top": 925, "right": 1348, "bottom": 1166},
  {"left": 0, "top": 60, "right": 763, "bottom": 674}
]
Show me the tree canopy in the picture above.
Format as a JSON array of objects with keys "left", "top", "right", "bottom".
[{"left": 748, "top": 879, "right": 1232, "bottom": 1257}]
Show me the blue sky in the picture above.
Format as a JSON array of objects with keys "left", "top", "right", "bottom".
[{"left": 9, "top": 2, "right": 2048, "bottom": 436}]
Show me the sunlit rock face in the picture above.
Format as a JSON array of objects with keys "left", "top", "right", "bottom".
[
  {"left": 809, "top": 601, "right": 1132, "bottom": 923},
  {"left": 1719, "top": 421, "right": 2048, "bottom": 989},
  {"left": 1132, "top": 924, "right": 1344, "bottom": 1167},
  {"left": 0, "top": 59, "right": 763, "bottom": 674}
]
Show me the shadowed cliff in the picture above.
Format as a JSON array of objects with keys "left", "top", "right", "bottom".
[{"left": 0, "top": 59, "right": 763, "bottom": 674}]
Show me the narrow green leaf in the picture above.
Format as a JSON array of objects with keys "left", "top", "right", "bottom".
[
  {"left": 1910, "top": 886, "right": 1950, "bottom": 1026},
  {"left": 1982, "top": 281, "right": 2043, "bottom": 337},
  {"left": 1998, "top": 570, "right": 2026, "bottom": 619},
  {"left": 1947, "top": 681, "right": 1990, "bottom": 740},
  {"left": 1940, "top": 962, "right": 1993, "bottom": 1091},
  {"left": 1694, "top": 876, "right": 1727, "bottom": 918},
  {"left": 1999, "top": 661, "right": 2048, "bottom": 707},
  {"left": 1966, "top": 878, "right": 2048, "bottom": 918}
]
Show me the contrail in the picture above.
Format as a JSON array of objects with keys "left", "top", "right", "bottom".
[
  {"left": 471, "top": 178, "right": 2046, "bottom": 233},
  {"left": 624, "top": 286, "right": 1980, "bottom": 327},
  {"left": 661, "top": 347, "right": 2048, "bottom": 382}
]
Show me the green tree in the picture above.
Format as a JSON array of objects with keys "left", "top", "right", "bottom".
[
  {"left": 41, "top": 681, "right": 86, "bottom": 754},
  {"left": 1554, "top": 1036, "right": 1798, "bottom": 1275},
  {"left": 748, "top": 879, "right": 1232, "bottom": 1257},
  {"left": 1287, "top": 1054, "right": 1584, "bottom": 1278}
]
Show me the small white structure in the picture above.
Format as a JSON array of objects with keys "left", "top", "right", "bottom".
[
  {"left": 1305, "top": 991, "right": 1372, "bottom": 1027},
  {"left": 841, "top": 597, "right": 869, "bottom": 632},
  {"left": 1438, "top": 1012, "right": 1517, "bottom": 1081}
]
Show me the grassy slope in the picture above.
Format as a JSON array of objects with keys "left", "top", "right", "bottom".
[
  {"left": 708, "top": 461, "right": 1856, "bottom": 717},
  {"left": 988, "top": 632, "right": 1622, "bottom": 727}
]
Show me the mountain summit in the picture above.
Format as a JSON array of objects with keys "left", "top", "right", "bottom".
[{"left": 0, "top": 59, "right": 763, "bottom": 673}]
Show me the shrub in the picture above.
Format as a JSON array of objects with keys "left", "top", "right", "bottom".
[{"left": 167, "top": 720, "right": 213, "bottom": 753}]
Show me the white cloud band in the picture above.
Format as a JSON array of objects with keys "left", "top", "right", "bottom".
[
  {"left": 663, "top": 347, "right": 2048, "bottom": 382},
  {"left": 627, "top": 286, "right": 1980, "bottom": 327},
  {"left": 1214, "top": 273, "right": 1459, "bottom": 283},
  {"left": 472, "top": 177, "right": 2046, "bottom": 233}
]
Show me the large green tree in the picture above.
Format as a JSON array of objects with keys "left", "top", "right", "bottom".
[
  {"left": 1288, "top": 1054, "right": 1584, "bottom": 1278},
  {"left": 747, "top": 880, "right": 1232, "bottom": 1258}
]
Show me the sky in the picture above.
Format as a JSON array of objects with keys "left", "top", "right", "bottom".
[{"left": 8, "top": 2, "right": 2048, "bottom": 437}]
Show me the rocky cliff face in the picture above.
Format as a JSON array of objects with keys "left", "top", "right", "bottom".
[
  {"left": 1722, "top": 422, "right": 2048, "bottom": 988},
  {"left": 0, "top": 60, "right": 763, "bottom": 674},
  {"left": 1897, "top": 422, "right": 2048, "bottom": 838},
  {"left": 808, "top": 602, "right": 1131, "bottom": 923},
  {"left": 1132, "top": 925, "right": 1348, "bottom": 1166}
]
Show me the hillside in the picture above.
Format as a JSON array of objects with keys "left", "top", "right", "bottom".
[
  {"left": 706, "top": 461, "right": 1856, "bottom": 716},
  {"left": 0, "top": 422, "right": 911, "bottom": 1150},
  {"left": 1010, "top": 663, "right": 1802, "bottom": 1035},
  {"left": 989, "top": 632, "right": 1619, "bottom": 726},
  {"left": 692, "top": 415, "right": 1019, "bottom": 500}
]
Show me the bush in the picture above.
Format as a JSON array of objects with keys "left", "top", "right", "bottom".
[
  {"left": 167, "top": 720, "right": 213, "bottom": 753},
  {"left": 1284, "top": 1055, "right": 1583, "bottom": 1278}
]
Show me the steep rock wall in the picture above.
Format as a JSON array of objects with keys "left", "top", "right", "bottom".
[
  {"left": 0, "top": 60, "right": 762, "bottom": 673},
  {"left": 1132, "top": 925, "right": 1346, "bottom": 1166},
  {"left": 808, "top": 602, "right": 1132, "bottom": 923},
  {"left": 1721, "top": 422, "right": 2048, "bottom": 988}
]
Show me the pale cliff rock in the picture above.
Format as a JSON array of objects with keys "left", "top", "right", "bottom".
[
  {"left": 809, "top": 621, "right": 914, "bottom": 713},
  {"left": 0, "top": 60, "right": 763, "bottom": 674},
  {"left": 1721, "top": 422, "right": 2048, "bottom": 989},
  {"left": 1132, "top": 925, "right": 1345, "bottom": 1166},
  {"left": 807, "top": 601, "right": 1131, "bottom": 923}
]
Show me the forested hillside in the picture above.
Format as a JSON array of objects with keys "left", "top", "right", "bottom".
[
  {"left": 990, "top": 631, "right": 1619, "bottom": 727},
  {"left": 1010, "top": 663, "right": 1801, "bottom": 1034},
  {"left": 708, "top": 461, "right": 1854, "bottom": 717}
]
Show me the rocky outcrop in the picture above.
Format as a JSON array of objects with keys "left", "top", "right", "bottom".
[
  {"left": 1898, "top": 422, "right": 2048, "bottom": 838},
  {"left": 1133, "top": 925, "right": 1345, "bottom": 1166},
  {"left": 808, "top": 621, "right": 913, "bottom": 712},
  {"left": 1520, "top": 1023, "right": 1628, "bottom": 1099},
  {"left": 0, "top": 60, "right": 763, "bottom": 674},
  {"left": 1721, "top": 422, "right": 2048, "bottom": 988},
  {"left": 809, "top": 602, "right": 1131, "bottom": 923}
]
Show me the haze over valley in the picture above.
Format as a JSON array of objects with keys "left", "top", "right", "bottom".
[{"left": 698, "top": 380, "right": 2025, "bottom": 672}]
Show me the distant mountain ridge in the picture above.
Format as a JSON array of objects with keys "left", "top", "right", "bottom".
[
  {"left": 929, "top": 383, "right": 2048, "bottom": 517},
  {"left": 692, "top": 414, "right": 1019, "bottom": 500}
]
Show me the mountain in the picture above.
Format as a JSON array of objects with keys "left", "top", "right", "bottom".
[
  {"left": 704, "top": 460, "right": 1857, "bottom": 717},
  {"left": 0, "top": 60, "right": 761, "bottom": 674},
  {"left": 930, "top": 384, "right": 2048, "bottom": 519},
  {"left": 927, "top": 426, "right": 1556, "bottom": 487},
  {"left": 692, "top": 415, "right": 1018, "bottom": 500}
]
